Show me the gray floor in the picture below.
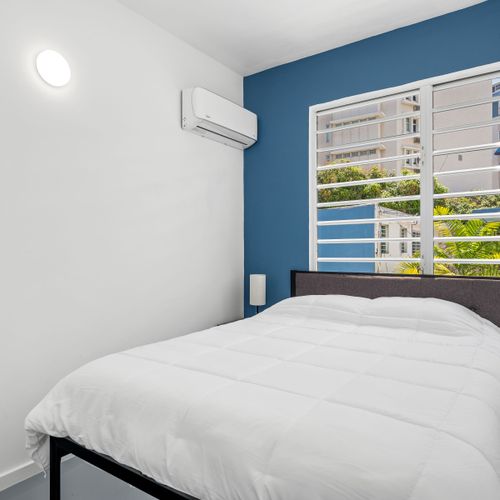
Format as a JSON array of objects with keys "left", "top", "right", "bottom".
[{"left": 0, "top": 458, "right": 153, "bottom": 500}]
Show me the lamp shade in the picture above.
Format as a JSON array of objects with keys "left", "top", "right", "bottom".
[{"left": 249, "top": 274, "right": 266, "bottom": 306}]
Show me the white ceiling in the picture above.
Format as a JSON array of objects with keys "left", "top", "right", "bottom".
[{"left": 118, "top": 0, "right": 484, "bottom": 76}]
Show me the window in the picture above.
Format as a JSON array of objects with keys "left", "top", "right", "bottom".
[
  {"left": 324, "top": 124, "right": 332, "bottom": 144},
  {"left": 333, "top": 115, "right": 378, "bottom": 127},
  {"left": 404, "top": 117, "right": 419, "bottom": 133},
  {"left": 380, "top": 225, "right": 389, "bottom": 255},
  {"left": 402, "top": 146, "right": 421, "bottom": 172},
  {"left": 411, "top": 231, "right": 421, "bottom": 256},
  {"left": 325, "top": 149, "right": 379, "bottom": 163},
  {"left": 312, "top": 63, "right": 500, "bottom": 277},
  {"left": 403, "top": 95, "right": 419, "bottom": 104},
  {"left": 332, "top": 149, "right": 378, "bottom": 160},
  {"left": 400, "top": 227, "right": 408, "bottom": 254}
]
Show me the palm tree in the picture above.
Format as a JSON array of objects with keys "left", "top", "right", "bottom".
[{"left": 399, "top": 206, "right": 500, "bottom": 276}]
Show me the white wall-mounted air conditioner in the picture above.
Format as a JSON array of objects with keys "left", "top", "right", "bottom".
[{"left": 182, "top": 87, "right": 257, "bottom": 150}]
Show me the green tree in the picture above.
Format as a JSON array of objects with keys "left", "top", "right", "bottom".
[
  {"left": 399, "top": 206, "right": 500, "bottom": 277},
  {"left": 318, "top": 164, "right": 447, "bottom": 215},
  {"left": 318, "top": 163, "right": 500, "bottom": 214}
]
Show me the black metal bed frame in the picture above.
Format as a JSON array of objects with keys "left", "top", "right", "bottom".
[
  {"left": 49, "top": 270, "right": 500, "bottom": 499},
  {"left": 49, "top": 436, "right": 197, "bottom": 500}
]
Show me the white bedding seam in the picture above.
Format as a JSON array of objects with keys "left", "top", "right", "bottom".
[
  {"left": 241, "top": 317, "right": 486, "bottom": 346},
  {"left": 154, "top": 335, "right": 500, "bottom": 387}
]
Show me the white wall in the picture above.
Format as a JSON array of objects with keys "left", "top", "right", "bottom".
[{"left": 0, "top": 0, "right": 243, "bottom": 490}]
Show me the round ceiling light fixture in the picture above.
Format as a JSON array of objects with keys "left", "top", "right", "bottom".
[{"left": 35, "top": 49, "right": 71, "bottom": 87}]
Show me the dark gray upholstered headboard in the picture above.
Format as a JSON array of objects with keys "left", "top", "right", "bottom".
[{"left": 291, "top": 271, "right": 500, "bottom": 327}]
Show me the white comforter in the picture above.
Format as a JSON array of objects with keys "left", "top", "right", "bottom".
[{"left": 26, "top": 295, "right": 500, "bottom": 500}]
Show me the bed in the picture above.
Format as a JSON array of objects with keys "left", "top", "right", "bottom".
[{"left": 26, "top": 271, "right": 500, "bottom": 500}]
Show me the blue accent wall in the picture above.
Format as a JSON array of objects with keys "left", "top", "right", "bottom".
[{"left": 243, "top": 0, "right": 500, "bottom": 316}]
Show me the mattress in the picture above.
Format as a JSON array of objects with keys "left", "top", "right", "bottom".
[{"left": 26, "top": 295, "right": 500, "bottom": 500}]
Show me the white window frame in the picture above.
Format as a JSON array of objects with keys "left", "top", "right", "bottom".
[{"left": 309, "top": 61, "right": 500, "bottom": 273}]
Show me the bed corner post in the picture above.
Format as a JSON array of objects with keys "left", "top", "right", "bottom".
[
  {"left": 290, "top": 270, "right": 297, "bottom": 297},
  {"left": 49, "top": 437, "right": 62, "bottom": 500}
]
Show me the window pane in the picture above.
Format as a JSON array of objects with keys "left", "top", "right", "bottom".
[
  {"left": 434, "top": 124, "right": 500, "bottom": 151},
  {"left": 317, "top": 206, "right": 421, "bottom": 274},
  {"left": 317, "top": 93, "right": 420, "bottom": 131},
  {"left": 317, "top": 206, "right": 376, "bottom": 273},
  {"left": 317, "top": 156, "right": 421, "bottom": 175},
  {"left": 434, "top": 106, "right": 500, "bottom": 135},
  {"left": 432, "top": 182, "right": 500, "bottom": 278},
  {"left": 432, "top": 75, "right": 500, "bottom": 277},
  {"left": 315, "top": 92, "right": 422, "bottom": 274},
  {"left": 316, "top": 115, "right": 419, "bottom": 150},
  {"left": 433, "top": 263, "right": 500, "bottom": 277},
  {"left": 318, "top": 183, "right": 421, "bottom": 207},
  {"left": 433, "top": 75, "right": 500, "bottom": 130},
  {"left": 434, "top": 147, "right": 500, "bottom": 195},
  {"left": 317, "top": 142, "right": 422, "bottom": 173},
  {"left": 434, "top": 75, "right": 500, "bottom": 105},
  {"left": 317, "top": 95, "right": 422, "bottom": 162}
]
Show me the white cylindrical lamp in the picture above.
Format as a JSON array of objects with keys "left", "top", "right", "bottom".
[{"left": 249, "top": 274, "right": 266, "bottom": 314}]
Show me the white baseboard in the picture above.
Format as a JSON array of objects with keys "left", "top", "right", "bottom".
[
  {"left": 0, "top": 460, "right": 42, "bottom": 493},
  {"left": 0, "top": 455, "right": 74, "bottom": 492}
]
